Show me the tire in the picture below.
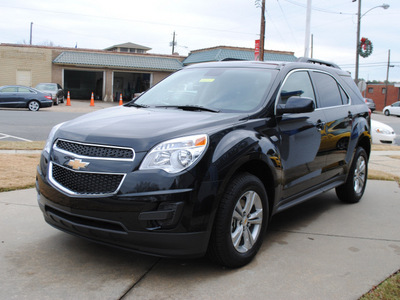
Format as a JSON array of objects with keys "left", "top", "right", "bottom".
[
  {"left": 28, "top": 100, "right": 40, "bottom": 111},
  {"left": 336, "top": 147, "right": 368, "bottom": 203},
  {"left": 60, "top": 96, "right": 64, "bottom": 103},
  {"left": 208, "top": 173, "right": 269, "bottom": 268},
  {"left": 384, "top": 110, "right": 390, "bottom": 116}
]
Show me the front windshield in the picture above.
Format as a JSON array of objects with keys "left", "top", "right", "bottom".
[{"left": 134, "top": 67, "right": 277, "bottom": 113}]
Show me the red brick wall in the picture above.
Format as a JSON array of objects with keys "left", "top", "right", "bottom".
[{"left": 364, "top": 84, "right": 400, "bottom": 111}]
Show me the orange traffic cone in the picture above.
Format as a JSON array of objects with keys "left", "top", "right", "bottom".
[
  {"left": 119, "top": 94, "right": 123, "bottom": 106},
  {"left": 66, "top": 91, "right": 71, "bottom": 106},
  {"left": 90, "top": 92, "right": 95, "bottom": 107}
]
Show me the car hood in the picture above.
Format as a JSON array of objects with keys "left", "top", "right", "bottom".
[
  {"left": 371, "top": 119, "right": 394, "bottom": 133},
  {"left": 56, "top": 106, "right": 246, "bottom": 152}
]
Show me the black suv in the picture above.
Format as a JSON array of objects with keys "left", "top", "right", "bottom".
[{"left": 36, "top": 58, "right": 371, "bottom": 268}]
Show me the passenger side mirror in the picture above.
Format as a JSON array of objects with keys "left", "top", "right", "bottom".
[{"left": 276, "top": 96, "right": 315, "bottom": 115}]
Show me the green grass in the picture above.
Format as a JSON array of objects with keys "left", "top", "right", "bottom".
[{"left": 360, "top": 270, "right": 400, "bottom": 299}]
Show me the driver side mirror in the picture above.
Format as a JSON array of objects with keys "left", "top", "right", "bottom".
[{"left": 276, "top": 96, "right": 315, "bottom": 115}]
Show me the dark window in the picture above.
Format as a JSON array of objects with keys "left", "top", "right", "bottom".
[
  {"left": 382, "top": 88, "right": 386, "bottom": 94},
  {"left": 368, "top": 87, "right": 373, "bottom": 93},
  {"left": 279, "top": 71, "right": 315, "bottom": 105},
  {"left": 311, "top": 72, "right": 342, "bottom": 108}
]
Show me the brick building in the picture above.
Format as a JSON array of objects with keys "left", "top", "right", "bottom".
[
  {"left": 364, "top": 83, "right": 400, "bottom": 111},
  {"left": 0, "top": 43, "right": 296, "bottom": 102}
]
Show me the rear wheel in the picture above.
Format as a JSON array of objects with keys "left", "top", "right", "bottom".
[
  {"left": 208, "top": 173, "right": 269, "bottom": 268},
  {"left": 336, "top": 147, "right": 368, "bottom": 203},
  {"left": 28, "top": 100, "right": 40, "bottom": 111}
]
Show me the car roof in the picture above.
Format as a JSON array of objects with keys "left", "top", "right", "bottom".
[{"left": 184, "top": 58, "right": 349, "bottom": 76}]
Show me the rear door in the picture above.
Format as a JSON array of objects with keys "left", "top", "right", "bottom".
[{"left": 309, "top": 71, "right": 352, "bottom": 181}]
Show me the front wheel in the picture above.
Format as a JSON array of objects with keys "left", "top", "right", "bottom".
[
  {"left": 28, "top": 100, "right": 40, "bottom": 111},
  {"left": 384, "top": 110, "right": 390, "bottom": 116},
  {"left": 336, "top": 147, "right": 368, "bottom": 203},
  {"left": 208, "top": 173, "right": 269, "bottom": 268}
]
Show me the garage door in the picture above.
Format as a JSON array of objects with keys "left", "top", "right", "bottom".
[{"left": 16, "top": 70, "right": 32, "bottom": 87}]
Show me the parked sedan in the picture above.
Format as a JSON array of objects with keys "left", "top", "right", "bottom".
[
  {"left": 0, "top": 85, "right": 53, "bottom": 111},
  {"left": 383, "top": 101, "right": 400, "bottom": 117},
  {"left": 35, "top": 83, "right": 64, "bottom": 105},
  {"left": 371, "top": 119, "right": 396, "bottom": 144}
]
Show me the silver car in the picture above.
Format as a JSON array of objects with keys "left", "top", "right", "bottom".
[{"left": 35, "top": 83, "right": 64, "bottom": 105}]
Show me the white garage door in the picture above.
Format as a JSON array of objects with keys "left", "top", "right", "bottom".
[{"left": 16, "top": 70, "right": 32, "bottom": 87}]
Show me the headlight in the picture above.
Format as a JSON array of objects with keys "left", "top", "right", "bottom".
[
  {"left": 140, "top": 134, "right": 208, "bottom": 173},
  {"left": 43, "top": 122, "right": 65, "bottom": 153},
  {"left": 375, "top": 128, "right": 391, "bottom": 135}
]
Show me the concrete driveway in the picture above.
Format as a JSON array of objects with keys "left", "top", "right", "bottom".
[{"left": 1, "top": 180, "right": 400, "bottom": 300}]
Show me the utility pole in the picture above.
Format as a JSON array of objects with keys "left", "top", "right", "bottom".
[
  {"left": 304, "top": 0, "right": 312, "bottom": 57},
  {"left": 384, "top": 49, "right": 391, "bottom": 107},
  {"left": 259, "top": 0, "right": 265, "bottom": 61},
  {"left": 171, "top": 31, "right": 176, "bottom": 55},
  {"left": 30, "top": 22, "right": 33, "bottom": 45},
  {"left": 355, "top": 0, "right": 362, "bottom": 83}
]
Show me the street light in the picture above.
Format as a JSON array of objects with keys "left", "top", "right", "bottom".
[{"left": 354, "top": 1, "right": 389, "bottom": 83}]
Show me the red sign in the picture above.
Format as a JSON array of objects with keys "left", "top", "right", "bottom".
[{"left": 255, "top": 39, "right": 260, "bottom": 61}]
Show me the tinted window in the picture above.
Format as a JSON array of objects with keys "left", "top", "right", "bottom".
[
  {"left": 279, "top": 71, "right": 315, "bottom": 105},
  {"left": 311, "top": 72, "right": 342, "bottom": 108}
]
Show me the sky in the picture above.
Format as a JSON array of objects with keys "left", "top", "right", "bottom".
[{"left": 0, "top": 0, "right": 399, "bottom": 82}]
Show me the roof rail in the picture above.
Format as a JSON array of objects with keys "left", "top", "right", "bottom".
[
  {"left": 297, "top": 57, "right": 341, "bottom": 69},
  {"left": 220, "top": 58, "right": 245, "bottom": 61}
]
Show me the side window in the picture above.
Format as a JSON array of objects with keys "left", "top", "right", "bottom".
[
  {"left": 339, "top": 85, "right": 349, "bottom": 104},
  {"left": 311, "top": 72, "right": 343, "bottom": 108},
  {"left": 18, "top": 87, "right": 32, "bottom": 93},
  {"left": 279, "top": 71, "right": 315, "bottom": 105},
  {"left": 0, "top": 87, "right": 18, "bottom": 93}
]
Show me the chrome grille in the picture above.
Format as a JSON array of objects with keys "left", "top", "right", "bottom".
[
  {"left": 51, "top": 163, "right": 124, "bottom": 195},
  {"left": 55, "top": 139, "right": 134, "bottom": 159}
]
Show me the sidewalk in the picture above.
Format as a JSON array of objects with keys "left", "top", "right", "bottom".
[{"left": 1, "top": 181, "right": 399, "bottom": 299}]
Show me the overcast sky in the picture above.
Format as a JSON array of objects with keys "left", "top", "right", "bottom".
[{"left": 1, "top": 0, "right": 399, "bottom": 81}]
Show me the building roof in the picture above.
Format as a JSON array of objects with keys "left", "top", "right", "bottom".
[
  {"left": 183, "top": 46, "right": 297, "bottom": 65},
  {"left": 53, "top": 51, "right": 183, "bottom": 71},
  {"left": 104, "top": 42, "right": 152, "bottom": 51}
]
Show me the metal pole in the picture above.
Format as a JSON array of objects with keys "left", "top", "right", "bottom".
[
  {"left": 304, "top": 0, "right": 312, "bottom": 57},
  {"left": 311, "top": 34, "right": 314, "bottom": 58},
  {"left": 259, "top": 0, "right": 265, "bottom": 61},
  {"left": 172, "top": 31, "right": 175, "bottom": 55},
  {"left": 30, "top": 22, "right": 33, "bottom": 45},
  {"left": 384, "top": 49, "right": 390, "bottom": 107},
  {"left": 355, "top": 0, "right": 361, "bottom": 83}
]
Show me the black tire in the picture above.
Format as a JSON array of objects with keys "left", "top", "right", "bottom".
[
  {"left": 336, "top": 147, "right": 368, "bottom": 203},
  {"left": 54, "top": 98, "right": 59, "bottom": 105},
  {"left": 28, "top": 100, "right": 40, "bottom": 111},
  {"left": 207, "top": 173, "right": 269, "bottom": 268},
  {"left": 384, "top": 110, "right": 390, "bottom": 116}
]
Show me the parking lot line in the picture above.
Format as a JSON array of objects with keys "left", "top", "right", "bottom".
[{"left": 0, "top": 133, "right": 32, "bottom": 142}]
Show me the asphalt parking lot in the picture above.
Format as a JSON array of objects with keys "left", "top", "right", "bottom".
[{"left": 1, "top": 180, "right": 400, "bottom": 300}]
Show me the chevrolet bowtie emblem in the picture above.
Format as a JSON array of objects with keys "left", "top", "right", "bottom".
[{"left": 67, "top": 159, "right": 90, "bottom": 170}]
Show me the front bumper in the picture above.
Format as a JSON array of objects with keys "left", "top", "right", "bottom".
[{"left": 36, "top": 162, "right": 219, "bottom": 258}]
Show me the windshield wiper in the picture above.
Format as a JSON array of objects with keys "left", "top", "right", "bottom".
[
  {"left": 155, "top": 105, "right": 220, "bottom": 113},
  {"left": 126, "top": 102, "right": 149, "bottom": 108}
]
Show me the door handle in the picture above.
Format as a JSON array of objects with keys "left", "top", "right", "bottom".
[
  {"left": 348, "top": 111, "right": 353, "bottom": 119},
  {"left": 315, "top": 119, "right": 326, "bottom": 130}
]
